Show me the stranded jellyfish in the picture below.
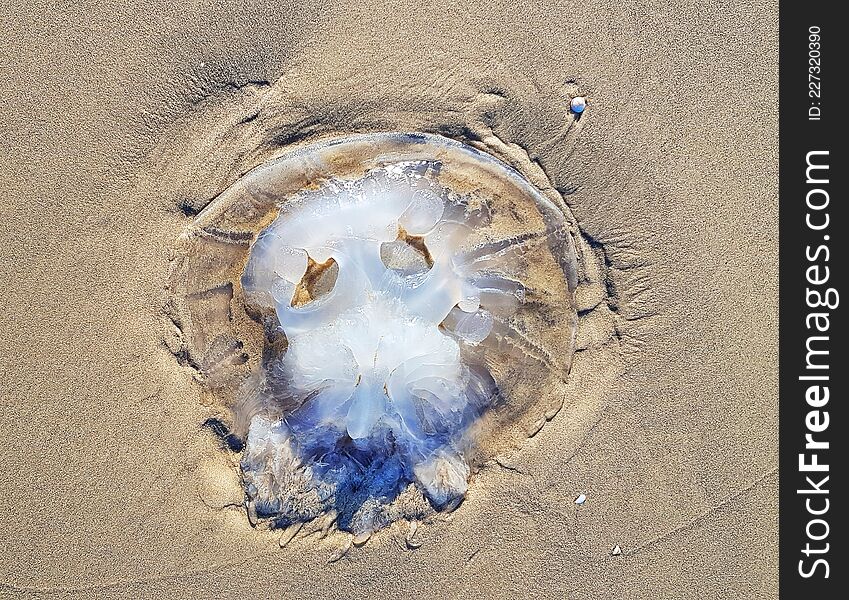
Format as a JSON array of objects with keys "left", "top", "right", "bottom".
[{"left": 168, "top": 133, "right": 580, "bottom": 538}]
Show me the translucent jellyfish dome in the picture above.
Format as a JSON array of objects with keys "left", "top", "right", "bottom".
[{"left": 168, "top": 133, "right": 579, "bottom": 537}]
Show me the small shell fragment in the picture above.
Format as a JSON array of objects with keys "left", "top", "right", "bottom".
[
  {"left": 575, "top": 493, "right": 587, "bottom": 505},
  {"left": 611, "top": 545, "right": 622, "bottom": 556},
  {"left": 570, "top": 96, "right": 587, "bottom": 114}
]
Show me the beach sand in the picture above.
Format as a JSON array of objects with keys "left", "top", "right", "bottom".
[{"left": 1, "top": 1, "right": 777, "bottom": 598}]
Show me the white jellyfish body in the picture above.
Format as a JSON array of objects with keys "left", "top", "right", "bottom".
[{"left": 168, "top": 133, "right": 579, "bottom": 536}]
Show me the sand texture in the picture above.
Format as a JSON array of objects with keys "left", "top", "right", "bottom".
[{"left": 1, "top": 1, "right": 777, "bottom": 598}]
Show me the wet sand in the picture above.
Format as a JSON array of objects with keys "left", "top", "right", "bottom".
[{"left": 1, "top": 1, "right": 778, "bottom": 598}]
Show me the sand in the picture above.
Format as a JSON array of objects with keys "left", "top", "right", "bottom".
[{"left": 1, "top": 1, "right": 778, "bottom": 598}]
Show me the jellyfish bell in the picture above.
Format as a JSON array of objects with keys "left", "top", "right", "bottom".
[{"left": 168, "top": 133, "right": 580, "bottom": 537}]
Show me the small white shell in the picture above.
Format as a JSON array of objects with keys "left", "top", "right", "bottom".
[
  {"left": 575, "top": 493, "right": 587, "bottom": 505},
  {"left": 570, "top": 96, "right": 587, "bottom": 114}
]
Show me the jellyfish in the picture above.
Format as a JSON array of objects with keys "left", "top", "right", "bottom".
[{"left": 167, "top": 133, "right": 579, "bottom": 538}]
